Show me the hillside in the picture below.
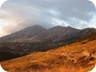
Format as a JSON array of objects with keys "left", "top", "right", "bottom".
[
  {"left": 1, "top": 39, "right": 96, "bottom": 72},
  {"left": 0, "top": 25, "right": 96, "bottom": 62}
]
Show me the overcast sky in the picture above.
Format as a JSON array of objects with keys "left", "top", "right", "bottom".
[{"left": 0, "top": 0, "right": 96, "bottom": 37}]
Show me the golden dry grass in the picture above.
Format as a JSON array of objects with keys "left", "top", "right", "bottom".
[{"left": 1, "top": 40, "right": 96, "bottom": 72}]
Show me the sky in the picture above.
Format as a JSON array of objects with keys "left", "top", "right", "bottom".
[{"left": 0, "top": 0, "right": 96, "bottom": 37}]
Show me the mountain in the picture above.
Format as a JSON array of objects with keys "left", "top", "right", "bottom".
[
  {"left": 43, "top": 26, "right": 79, "bottom": 42},
  {"left": 42, "top": 26, "right": 96, "bottom": 44},
  {"left": 0, "top": 25, "right": 96, "bottom": 61},
  {"left": 0, "top": 25, "right": 80, "bottom": 42},
  {"left": 0, "top": 25, "right": 47, "bottom": 42},
  {"left": 0, "top": 25, "right": 96, "bottom": 43}
]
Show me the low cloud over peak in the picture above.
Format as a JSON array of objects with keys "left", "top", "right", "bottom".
[{"left": 0, "top": 0, "right": 96, "bottom": 37}]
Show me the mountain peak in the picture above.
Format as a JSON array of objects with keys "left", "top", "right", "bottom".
[
  {"left": 0, "top": 25, "right": 47, "bottom": 42},
  {"left": 49, "top": 26, "right": 78, "bottom": 31},
  {"left": 23, "top": 25, "right": 46, "bottom": 31},
  {"left": 28, "top": 25, "right": 45, "bottom": 29}
]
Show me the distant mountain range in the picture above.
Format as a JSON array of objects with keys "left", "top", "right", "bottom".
[
  {"left": 0, "top": 25, "right": 96, "bottom": 43},
  {"left": 0, "top": 25, "right": 96, "bottom": 61}
]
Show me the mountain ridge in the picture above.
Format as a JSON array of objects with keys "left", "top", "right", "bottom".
[{"left": 0, "top": 25, "right": 96, "bottom": 42}]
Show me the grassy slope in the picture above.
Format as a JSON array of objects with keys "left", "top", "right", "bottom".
[{"left": 1, "top": 40, "right": 96, "bottom": 72}]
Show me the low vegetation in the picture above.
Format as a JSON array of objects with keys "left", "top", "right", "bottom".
[{"left": 1, "top": 40, "right": 96, "bottom": 72}]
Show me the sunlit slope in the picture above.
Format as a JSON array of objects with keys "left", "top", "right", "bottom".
[{"left": 1, "top": 39, "right": 96, "bottom": 72}]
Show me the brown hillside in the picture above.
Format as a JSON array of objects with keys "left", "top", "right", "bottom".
[{"left": 1, "top": 40, "right": 96, "bottom": 72}]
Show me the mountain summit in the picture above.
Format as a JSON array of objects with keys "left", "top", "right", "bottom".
[{"left": 0, "top": 25, "right": 47, "bottom": 42}]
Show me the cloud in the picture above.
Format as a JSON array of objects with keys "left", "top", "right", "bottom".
[{"left": 0, "top": 0, "right": 96, "bottom": 36}]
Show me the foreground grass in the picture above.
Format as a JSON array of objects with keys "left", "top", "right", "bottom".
[{"left": 1, "top": 40, "right": 96, "bottom": 72}]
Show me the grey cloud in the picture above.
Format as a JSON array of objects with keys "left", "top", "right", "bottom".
[
  {"left": 0, "top": 0, "right": 96, "bottom": 35},
  {"left": 3, "top": 0, "right": 96, "bottom": 19},
  {"left": 18, "top": 0, "right": 96, "bottom": 21}
]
